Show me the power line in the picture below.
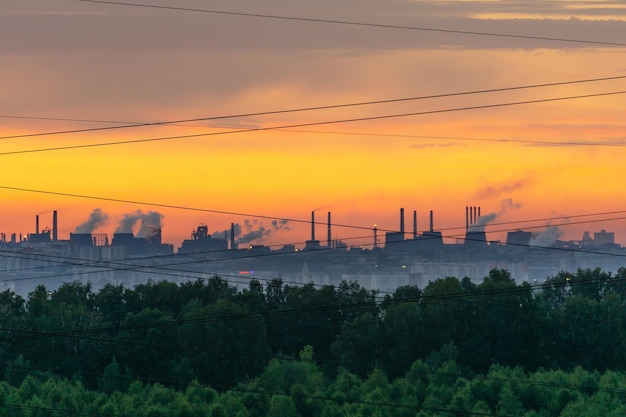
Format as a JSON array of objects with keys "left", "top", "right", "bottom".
[
  {"left": 0, "top": 185, "right": 624, "bottom": 285},
  {"left": 0, "top": 220, "right": 624, "bottom": 289},
  {"left": 5, "top": 190, "right": 624, "bottom": 235},
  {"left": 1, "top": 90, "right": 625, "bottom": 156},
  {"left": 2, "top": 75, "right": 624, "bottom": 140},
  {"left": 76, "top": 0, "right": 626, "bottom": 47},
  {"left": 4, "top": 118, "right": 626, "bottom": 148},
  {"left": 3, "top": 269, "right": 625, "bottom": 343},
  {"left": 2, "top": 182, "right": 626, "bottom": 236},
  {"left": 2, "top": 266, "right": 625, "bottom": 367}
]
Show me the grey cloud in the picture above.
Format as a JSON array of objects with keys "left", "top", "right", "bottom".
[{"left": 2, "top": 1, "right": 624, "bottom": 57}]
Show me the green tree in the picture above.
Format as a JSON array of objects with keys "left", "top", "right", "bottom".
[
  {"left": 178, "top": 299, "right": 270, "bottom": 388},
  {"left": 267, "top": 394, "right": 298, "bottom": 417},
  {"left": 115, "top": 307, "right": 179, "bottom": 384},
  {"left": 331, "top": 312, "right": 381, "bottom": 377}
]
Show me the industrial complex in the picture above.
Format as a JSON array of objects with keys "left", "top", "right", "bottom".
[{"left": 0, "top": 209, "right": 623, "bottom": 296}]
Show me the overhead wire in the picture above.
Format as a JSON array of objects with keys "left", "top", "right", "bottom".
[
  {"left": 2, "top": 272, "right": 626, "bottom": 401},
  {"left": 0, "top": 280, "right": 621, "bottom": 413},
  {"left": 76, "top": 0, "right": 626, "bottom": 47},
  {"left": 0, "top": 210, "right": 625, "bottom": 289},
  {"left": 2, "top": 183, "right": 626, "bottom": 238},
  {"left": 3, "top": 268, "right": 624, "bottom": 343},
  {"left": 4, "top": 117, "right": 626, "bottom": 148},
  {"left": 1, "top": 90, "right": 625, "bottom": 156},
  {"left": 1, "top": 242, "right": 625, "bottom": 397},
  {"left": 3, "top": 268, "right": 626, "bottom": 344},
  {"left": 3, "top": 1, "right": 620, "bottom": 407},
  {"left": 2, "top": 75, "right": 624, "bottom": 140},
  {"left": 0, "top": 184, "right": 623, "bottom": 291},
  {"left": 8, "top": 0, "right": 624, "bottom": 360}
]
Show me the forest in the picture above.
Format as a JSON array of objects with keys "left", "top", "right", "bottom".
[{"left": 1, "top": 267, "right": 626, "bottom": 415}]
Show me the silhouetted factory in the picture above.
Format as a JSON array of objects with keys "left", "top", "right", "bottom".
[{"left": 0, "top": 208, "right": 623, "bottom": 296}]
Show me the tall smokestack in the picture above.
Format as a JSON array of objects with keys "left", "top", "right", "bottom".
[
  {"left": 52, "top": 210, "right": 58, "bottom": 241},
  {"left": 400, "top": 208, "right": 405, "bottom": 236},
  {"left": 311, "top": 211, "right": 315, "bottom": 241},
  {"left": 36, "top": 215, "right": 40, "bottom": 235},
  {"left": 478, "top": 206, "right": 481, "bottom": 220},
  {"left": 327, "top": 212, "right": 332, "bottom": 249},
  {"left": 373, "top": 225, "right": 378, "bottom": 249},
  {"left": 465, "top": 206, "right": 469, "bottom": 230},
  {"left": 413, "top": 210, "right": 417, "bottom": 239},
  {"left": 473, "top": 206, "right": 477, "bottom": 225},
  {"left": 429, "top": 210, "right": 434, "bottom": 232},
  {"left": 230, "top": 223, "right": 235, "bottom": 250}
]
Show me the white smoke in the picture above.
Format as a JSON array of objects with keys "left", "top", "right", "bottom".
[
  {"left": 116, "top": 210, "right": 163, "bottom": 237},
  {"left": 208, "top": 219, "right": 290, "bottom": 245},
  {"left": 74, "top": 208, "right": 108, "bottom": 234},
  {"left": 468, "top": 199, "right": 522, "bottom": 232},
  {"left": 530, "top": 225, "right": 563, "bottom": 247}
]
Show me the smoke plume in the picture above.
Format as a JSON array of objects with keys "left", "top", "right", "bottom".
[
  {"left": 116, "top": 210, "right": 163, "bottom": 237},
  {"left": 530, "top": 225, "right": 563, "bottom": 247},
  {"left": 209, "top": 218, "right": 290, "bottom": 245},
  {"left": 468, "top": 199, "right": 522, "bottom": 232},
  {"left": 74, "top": 208, "right": 108, "bottom": 234},
  {"left": 211, "top": 223, "right": 242, "bottom": 240}
]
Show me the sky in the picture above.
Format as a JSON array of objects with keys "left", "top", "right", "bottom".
[{"left": 1, "top": 0, "right": 625, "bottom": 249}]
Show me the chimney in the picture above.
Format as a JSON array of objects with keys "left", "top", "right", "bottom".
[
  {"left": 373, "top": 225, "right": 378, "bottom": 249},
  {"left": 465, "top": 206, "right": 469, "bottom": 230},
  {"left": 52, "top": 210, "right": 58, "bottom": 241},
  {"left": 429, "top": 210, "right": 434, "bottom": 232},
  {"left": 473, "top": 206, "right": 477, "bottom": 225},
  {"left": 478, "top": 206, "right": 481, "bottom": 220},
  {"left": 36, "top": 215, "right": 40, "bottom": 235},
  {"left": 327, "top": 212, "right": 331, "bottom": 249},
  {"left": 413, "top": 210, "right": 417, "bottom": 239},
  {"left": 230, "top": 223, "right": 235, "bottom": 250},
  {"left": 400, "top": 208, "right": 405, "bottom": 236},
  {"left": 311, "top": 211, "right": 315, "bottom": 241}
]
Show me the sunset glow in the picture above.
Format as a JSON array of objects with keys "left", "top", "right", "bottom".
[{"left": 1, "top": 1, "right": 625, "bottom": 249}]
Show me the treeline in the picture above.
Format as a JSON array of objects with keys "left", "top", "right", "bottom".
[
  {"left": 3, "top": 351, "right": 626, "bottom": 416},
  {"left": 0, "top": 267, "right": 625, "bottom": 410}
]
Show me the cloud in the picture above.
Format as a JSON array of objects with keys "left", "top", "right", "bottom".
[
  {"left": 74, "top": 208, "right": 108, "bottom": 234},
  {"left": 408, "top": 142, "right": 460, "bottom": 149}
]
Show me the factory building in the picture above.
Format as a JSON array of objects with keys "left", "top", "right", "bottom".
[{"left": 178, "top": 224, "right": 228, "bottom": 255}]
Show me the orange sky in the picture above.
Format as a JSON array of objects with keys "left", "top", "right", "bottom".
[{"left": 1, "top": 2, "right": 625, "bottom": 248}]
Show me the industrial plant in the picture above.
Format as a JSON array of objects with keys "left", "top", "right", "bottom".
[{"left": 0, "top": 208, "right": 623, "bottom": 296}]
